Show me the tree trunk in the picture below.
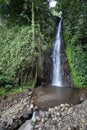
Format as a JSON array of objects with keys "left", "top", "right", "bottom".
[
  {"left": 31, "top": 1, "right": 37, "bottom": 87},
  {"left": 32, "top": 1, "right": 35, "bottom": 47}
]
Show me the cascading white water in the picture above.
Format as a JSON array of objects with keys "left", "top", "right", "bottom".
[{"left": 52, "top": 19, "right": 62, "bottom": 86}]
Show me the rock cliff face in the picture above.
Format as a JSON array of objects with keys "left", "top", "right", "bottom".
[
  {"left": 61, "top": 40, "right": 75, "bottom": 87},
  {"left": 43, "top": 48, "right": 53, "bottom": 86},
  {"left": 43, "top": 41, "right": 75, "bottom": 87},
  {"left": 37, "top": 17, "right": 75, "bottom": 87},
  {"left": 43, "top": 18, "right": 75, "bottom": 87}
]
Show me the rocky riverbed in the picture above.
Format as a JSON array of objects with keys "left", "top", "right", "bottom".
[
  {"left": 33, "top": 100, "right": 87, "bottom": 130},
  {"left": 18, "top": 99, "right": 87, "bottom": 130},
  {"left": 0, "top": 87, "right": 87, "bottom": 130},
  {"left": 0, "top": 89, "right": 34, "bottom": 129}
]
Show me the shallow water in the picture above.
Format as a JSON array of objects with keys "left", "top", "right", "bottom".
[{"left": 33, "top": 86, "right": 87, "bottom": 110}]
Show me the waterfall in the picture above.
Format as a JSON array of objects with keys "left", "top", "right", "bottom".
[
  {"left": 52, "top": 19, "right": 62, "bottom": 86},
  {"left": 49, "top": 0, "right": 57, "bottom": 8}
]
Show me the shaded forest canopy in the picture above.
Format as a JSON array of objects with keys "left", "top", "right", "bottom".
[
  {"left": 0, "top": 0, "right": 87, "bottom": 89},
  {"left": 0, "top": 0, "right": 57, "bottom": 89}
]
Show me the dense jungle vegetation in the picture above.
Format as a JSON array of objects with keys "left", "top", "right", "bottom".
[
  {"left": 0, "top": 0, "right": 56, "bottom": 92},
  {"left": 0, "top": 0, "right": 87, "bottom": 93},
  {"left": 56, "top": 0, "right": 87, "bottom": 87}
]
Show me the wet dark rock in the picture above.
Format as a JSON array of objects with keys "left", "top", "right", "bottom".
[
  {"left": 74, "top": 125, "right": 79, "bottom": 130},
  {"left": 0, "top": 127, "right": 11, "bottom": 130},
  {"left": 23, "top": 113, "right": 29, "bottom": 119},
  {"left": 18, "top": 119, "right": 23, "bottom": 126},
  {"left": 18, "top": 120, "right": 33, "bottom": 130},
  {"left": 43, "top": 48, "right": 53, "bottom": 85},
  {"left": 0, "top": 110, "right": 1, "bottom": 117},
  {"left": 43, "top": 34, "right": 75, "bottom": 87},
  {"left": 27, "top": 108, "right": 33, "bottom": 117},
  {"left": 61, "top": 41, "right": 75, "bottom": 87},
  {"left": 3, "top": 96, "right": 8, "bottom": 100},
  {"left": 83, "top": 124, "right": 87, "bottom": 130}
]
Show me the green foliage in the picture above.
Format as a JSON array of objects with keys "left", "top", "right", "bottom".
[
  {"left": 0, "top": 87, "right": 6, "bottom": 96},
  {"left": 0, "top": 85, "right": 34, "bottom": 96},
  {"left": 0, "top": 22, "right": 45, "bottom": 87},
  {"left": 57, "top": 0, "right": 87, "bottom": 87},
  {"left": 67, "top": 44, "right": 87, "bottom": 87},
  {"left": 0, "top": 0, "right": 10, "bottom": 4},
  {"left": 0, "top": 0, "right": 56, "bottom": 89}
]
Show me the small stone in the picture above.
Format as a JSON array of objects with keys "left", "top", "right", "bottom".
[
  {"left": 68, "top": 108, "right": 73, "bottom": 114},
  {"left": 7, "top": 119, "right": 13, "bottom": 126},
  {"left": 13, "top": 115, "right": 17, "bottom": 120},
  {"left": 55, "top": 106, "right": 58, "bottom": 110},
  {"left": 60, "top": 104, "right": 65, "bottom": 111},
  {"left": 48, "top": 108, "right": 51, "bottom": 112},
  {"left": 35, "top": 125, "right": 40, "bottom": 129},
  {"left": 54, "top": 117, "right": 57, "bottom": 120},
  {"left": 15, "top": 100, "right": 17, "bottom": 103},
  {"left": 65, "top": 107, "right": 68, "bottom": 111},
  {"left": 45, "top": 117, "right": 48, "bottom": 121},
  {"left": 69, "top": 126, "right": 75, "bottom": 130},
  {"left": 31, "top": 100, "right": 34, "bottom": 104},
  {"left": 80, "top": 96, "right": 85, "bottom": 102},
  {"left": 33, "top": 106, "right": 38, "bottom": 111},
  {"left": 36, "top": 116, "right": 40, "bottom": 122},
  {"left": 52, "top": 117, "right": 57, "bottom": 121},
  {"left": 56, "top": 112, "right": 60, "bottom": 116},
  {"left": 83, "top": 124, "right": 87, "bottom": 130},
  {"left": 23, "top": 113, "right": 29, "bottom": 119},
  {"left": 61, "top": 112, "right": 65, "bottom": 116},
  {"left": 28, "top": 91, "right": 32, "bottom": 96},
  {"left": 31, "top": 118, "right": 36, "bottom": 123},
  {"left": 27, "top": 108, "right": 33, "bottom": 114},
  {"left": 51, "top": 114, "right": 54, "bottom": 118},
  {"left": 74, "top": 125, "right": 79, "bottom": 130},
  {"left": 65, "top": 103, "right": 70, "bottom": 107},
  {"left": 56, "top": 106, "right": 60, "bottom": 111},
  {"left": 39, "top": 111, "right": 45, "bottom": 118},
  {"left": 30, "top": 104, "right": 34, "bottom": 109},
  {"left": 41, "top": 118, "right": 45, "bottom": 123},
  {"left": 45, "top": 111, "right": 51, "bottom": 117},
  {"left": 68, "top": 126, "right": 72, "bottom": 130},
  {"left": 60, "top": 104, "right": 65, "bottom": 108},
  {"left": 24, "top": 99, "right": 27, "bottom": 102},
  {"left": 61, "top": 107, "right": 65, "bottom": 111},
  {"left": 18, "top": 114, "right": 22, "bottom": 119},
  {"left": 38, "top": 127, "right": 42, "bottom": 130},
  {"left": 27, "top": 105, "right": 29, "bottom": 108}
]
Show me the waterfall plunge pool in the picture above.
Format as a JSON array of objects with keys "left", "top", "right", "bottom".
[{"left": 32, "top": 86, "right": 87, "bottom": 110}]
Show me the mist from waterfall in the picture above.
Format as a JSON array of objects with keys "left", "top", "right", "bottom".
[{"left": 52, "top": 19, "right": 62, "bottom": 87}]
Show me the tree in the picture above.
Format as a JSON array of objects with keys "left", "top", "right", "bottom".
[
  {"left": 0, "top": 0, "right": 56, "bottom": 88},
  {"left": 56, "top": 0, "right": 87, "bottom": 87}
]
